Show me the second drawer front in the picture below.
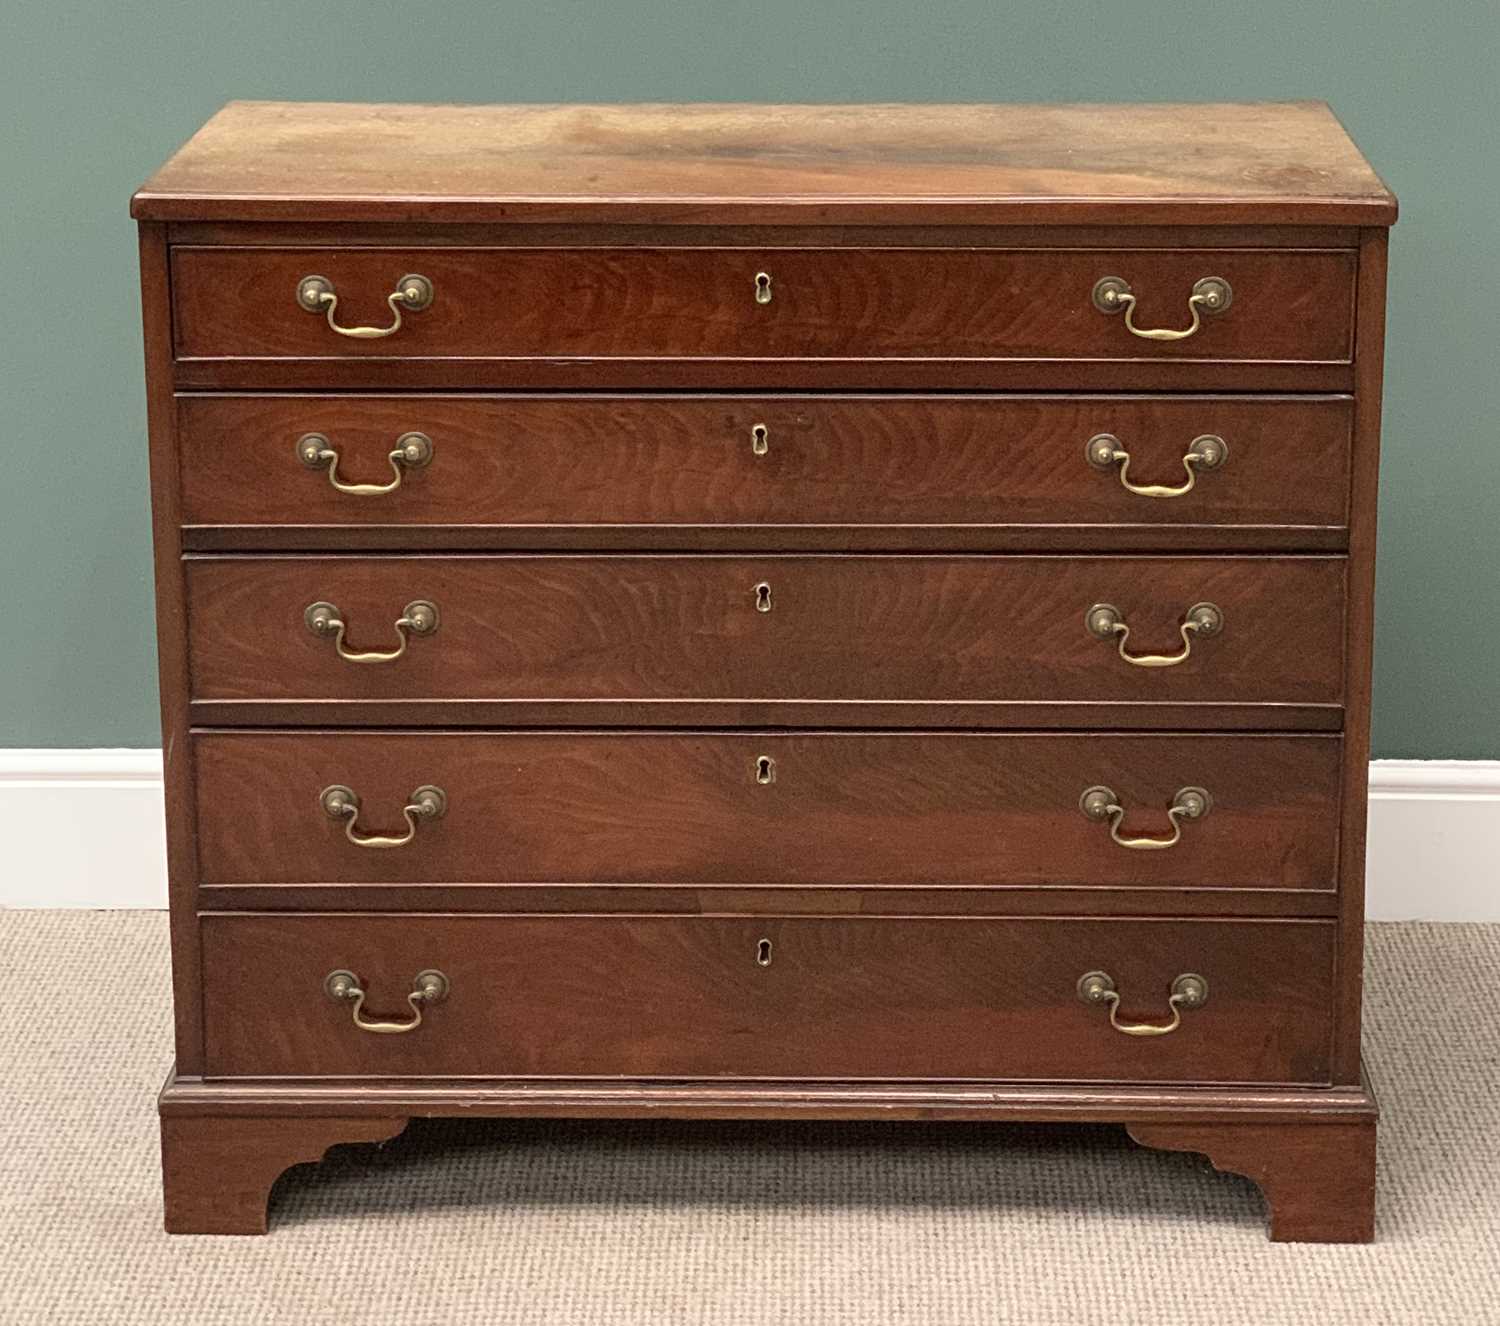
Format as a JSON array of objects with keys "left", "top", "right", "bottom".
[
  {"left": 185, "top": 554, "right": 1345, "bottom": 708},
  {"left": 192, "top": 731, "right": 1341, "bottom": 889},
  {"left": 200, "top": 913, "right": 1335, "bottom": 1083},
  {"left": 176, "top": 394, "right": 1353, "bottom": 538}
]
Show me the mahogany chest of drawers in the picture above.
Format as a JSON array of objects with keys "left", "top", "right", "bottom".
[{"left": 133, "top": 101, "right": 1396, "bottom": 1239}]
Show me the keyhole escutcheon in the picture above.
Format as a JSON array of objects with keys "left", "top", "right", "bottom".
[
  {"left": 754, "top": 271, "right": 773, "bottom": 305},
  {"left": 756, "top": 938, "right": 773, "bottom": 967},
  {"left": 755, "top": 755, "right": 777, "bottom": 785},
  {"left": 751, "top": 423, "right": 769, "bottom": 456},
  {"left": 754, "top": 582, "right": 773, "bottom": 613}
]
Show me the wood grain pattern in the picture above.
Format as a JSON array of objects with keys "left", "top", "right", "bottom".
[
  {"left": 130, "top": 102, "right": 1396, "bottom": 227},
  {"left": 183, "top": 553, "right": 1346, "bottom": 711},
  {"left": 191, "top": 731, "right": 1342, "bottom": 890},
  {"left": 171, "top": 245, "right": 1356, "bottom": 365},
  {"left": 199, "top": 913, "right": 1337, "bottom": 1083},
  {"left": 176, "top": 393, "right": 1353, "bottom": 544}
]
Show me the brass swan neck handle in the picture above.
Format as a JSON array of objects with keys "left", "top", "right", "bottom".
[
  {"left": 319, "top": 783, "right": 447, "bottom": 849},
  {"left": 324, "top": 968, "right": 449, "bottom": 1034},
  {"left": 296, "top": 273, "right": 433, "bottom": 339},
  {"left": 1077, "top": 971, "right": 1208, "bottom": 1037},
  {"left": 1079, "top": 785, "right": 1212, "bottom": 851},
  {"left": 298, "top": 431, "right": 433, "bottom": 495},
  {"left": 1091, "top": 275, "right": 1233, "bottom": 342},
  {"left": 304, "top": 599, "right": 439, "bottom": 664},
  {"left": 1085, "top": 432, "right": 1228, "bottom": 498},
  {"left": 1086, "top": 601, "right": 1223, "bottom": 668}
]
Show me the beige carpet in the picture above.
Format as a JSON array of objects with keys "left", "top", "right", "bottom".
[{"left": 2, "top": 914, "right": 1495, "bottom": 1324}]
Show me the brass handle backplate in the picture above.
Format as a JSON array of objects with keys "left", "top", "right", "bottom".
[
  {"left": 324, "top": 968, "right": 449, "bottom": 1034},
  {"left": 1085, "top": 432, "right": 1228, "bottom": 498},
  {"left": 1077, "top": 970, "right": 1208, "bottom": 1037},
  {"left": 1079, "top": 784, "right": 1212, "bottom": 850},
  {"left": 305, "top": 599, "right": 438, "bottom": 663},
  {"left": 1086, "top": 601, "right": 1223, "bottom": 668},
  {"left": 1091, "top": 275, "right": 1232, "bottom": 341},
  {"left": 298, "top": 431, "right": 434, "bottom": 495},
  {"left": 320, "top": 783, "right": 447, "bottom": 849},
  {"left": 296, "top": 272, "right": 433, "bottom": 339}
]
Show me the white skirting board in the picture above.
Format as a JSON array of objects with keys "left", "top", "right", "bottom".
[{"left": 0, "top": 750, "right": 1495, "bottom": 919}]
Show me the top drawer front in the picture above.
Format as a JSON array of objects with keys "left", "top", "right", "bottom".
[{"left": 171, "top": 246, "right": 1356, "bottom": 367}]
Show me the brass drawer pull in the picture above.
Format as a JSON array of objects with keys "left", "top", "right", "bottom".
[
  {"left": 320, "top": 783, "right": 447, "bottom": 849},
  {"left": 296, "top": 272, "right": 433, "bottom": 339},
  {"left": 304, "top": 599, "right": 438, "bottom": 664},
  {"left": 297, "top": 431, "right": 434, "bottom": 495},
  {"left": 1077, "top": 970, "right": 1208, "bottom": 1037},
  {"left": 324, "top": 968, "right": 449, "bottom": 1034},
  {"left": 1085, "top": 432, "right": 1228, "bottom": 498},
  {"left": 1079, "top": 785, "right": 1211, "bottom": 850},
  {"left": 1091, "top": 275, "right": 1232, "bottom": 342},
  {"left": 1085, "top": 600, "right": 1222, "bottom": 667}
]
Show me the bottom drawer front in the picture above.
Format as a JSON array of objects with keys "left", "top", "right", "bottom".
[{"left": 202, "top": 915, "right": 1333, "bottom": 1084}]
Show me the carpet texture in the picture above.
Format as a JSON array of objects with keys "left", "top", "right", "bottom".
[{"left": 1, "top": 913, "right": 1495, "bottom": 1324}]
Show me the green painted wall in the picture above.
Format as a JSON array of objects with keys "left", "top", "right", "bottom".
[{"left": 3, "top": 0, "right": 1496, "bottom": 754}]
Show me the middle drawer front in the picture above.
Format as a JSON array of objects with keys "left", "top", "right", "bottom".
[
  {"left": 185, "top": 554, "right": 1345, "bottom": 713},
  {"left": 193, "top": 731, "right": 1341, "bottom": 891}
]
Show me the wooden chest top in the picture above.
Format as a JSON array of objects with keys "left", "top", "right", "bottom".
[{"left": 131, "top": 100, "right": 1396, "bottom": 227}]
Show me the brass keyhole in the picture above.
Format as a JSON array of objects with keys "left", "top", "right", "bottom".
[
  {"left": 756, "top": 938, "right": 773, "bottom": 967},
  {"left": 756, "top": 755, "right": 777, "bottom": 785},
  {"left": 751, "top": 423, "right": 769, "bottom": 456},
  {"left": 754, "top": 582, "right": 773, "bottom": 613},
  {"left": 754, "top": 271, "right": 773, "bottom": 305}
]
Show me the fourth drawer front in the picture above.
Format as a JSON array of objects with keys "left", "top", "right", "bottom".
[
  {"left": 199, "top": 913, "right": 1336, "bottom": 1083},
  {"left": 192, "top": 730, "right": 1341, "bottom": 890},
  {"left": 184, "top": 554, "right": 1346, "bottom": 709}
]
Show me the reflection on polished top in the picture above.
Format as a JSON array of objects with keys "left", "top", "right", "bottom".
[{"left": 131, "top": 100, "right": 1397, "bottom": 225}]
